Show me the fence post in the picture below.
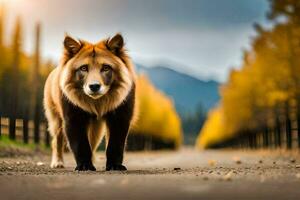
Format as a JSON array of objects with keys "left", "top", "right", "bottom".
[
  {"left": 0, "top": 117, "right": 2, "bottom": 138},
  {"left": 285, "top": 102, "right": 292, "bottom": 149},
  {"left": 23, "top": 118, "right": 28, "bottom": 144},
  {"left": 286, "top": 114, "right": 292, "bottom": 149},
  {"left": 258, "top": 131, "right": 263, "bottom": 148},
  {"left": 252, "top": 133, "right": 257, "bottom": 149},
  {"left": 270, "top": 128, "right": 275, "bottom": 149},
  {"left": 276, "top": 116, "right": 281, "bottom": 148},
  {"left": 245, "top": 134, "right": 250, "bottom": 149},
  {"left": 263, "top": 127, "right": 269, "bottom": 148},
  {"left": 240, "top": 135, "right": 243, "bottom": 148},
  {"left": 248, "top": 134, "right": 252, "bottom": 149},
  {"left": 297, "top": 99, "right": 300, "bottom": 148},
  {"left": 9, "top": 117, "right": 16, "bottom": 140},
  {"left": 243, "top": 134, "right": 248, "bottom": 149},
  {"left": 297, "top": 110, "right": 300, "bottom": 148}
]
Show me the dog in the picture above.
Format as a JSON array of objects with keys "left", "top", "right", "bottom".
[{"left": 44, "top": 33, "right": 136, "bottom": 171}]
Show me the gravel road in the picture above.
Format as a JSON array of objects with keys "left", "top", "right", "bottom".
[{"left": 1, "top": 148, "right": 300, "bottom": 200}]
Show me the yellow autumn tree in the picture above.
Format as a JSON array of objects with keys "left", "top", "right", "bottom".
[
  {"left": 196, "top": 107, "right": 227, "bottom": 149},
  {"left": 131, "top": 74, "right": 183, "bottom": 148}
]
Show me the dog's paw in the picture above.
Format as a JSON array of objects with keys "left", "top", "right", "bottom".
[
  {"left": 50, "top": 160, "right": 64, "bottom": 169},
  {"left": 106, "top": 164, "right": 127, "bottom": 171},
  {"left": 75, "top": 162, "right": 96, "bottom": 171}
]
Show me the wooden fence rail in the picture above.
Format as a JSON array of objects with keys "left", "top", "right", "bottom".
[{"left": 0, "top": 116, "right": 50, "bottom": 147}]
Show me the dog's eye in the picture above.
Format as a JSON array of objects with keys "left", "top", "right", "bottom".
[
  {"left": 102, "top": 64, "right": 112, "bottom": 72},
  {"left": 79, "top": 65, "right": 88, "bottom": 72}
]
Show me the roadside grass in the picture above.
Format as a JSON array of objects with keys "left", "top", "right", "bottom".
[
  {"left": 0, "top": 135, "right": 36, "bottom": 149},
  {"left": 0, "top": 135, "right": 49, "bottom": 157}
]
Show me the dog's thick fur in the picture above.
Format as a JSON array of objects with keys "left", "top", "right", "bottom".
[{"left": 44, "top": 33, "right": 136, "bottom": 171}]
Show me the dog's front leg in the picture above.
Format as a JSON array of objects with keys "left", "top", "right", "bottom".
[
  {"left": 105, "top": 86, "right": 135, "bottom": 171},
  {"left": 62, "top": 97, "right": 95, "bottom": 171}
]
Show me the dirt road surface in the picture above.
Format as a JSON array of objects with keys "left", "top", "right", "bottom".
[{"left": 1, "top": 148, "right": 300, "bottom": 200}]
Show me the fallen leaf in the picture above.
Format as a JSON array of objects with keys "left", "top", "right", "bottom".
[{"left": 208, "top": 159, "right": 216, "bottom": 166}]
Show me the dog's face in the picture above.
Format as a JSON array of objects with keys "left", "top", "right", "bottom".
[
  {"left": 60, "top": 33, "right": 132, "bottom": 100},
  {"left": 70, "top": 44, "right": 118, "bottom": 99},
  {"left": 79, "top": 58, "right": 113, "bottom": 99}
]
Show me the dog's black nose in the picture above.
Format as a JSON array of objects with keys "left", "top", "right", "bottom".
[{"left": 89, "top": 84, "right": 101, "bottom": 92}]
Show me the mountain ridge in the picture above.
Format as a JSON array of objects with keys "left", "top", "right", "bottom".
[{"left": 135, "top": 64, "right": 220, "bottom": 115}]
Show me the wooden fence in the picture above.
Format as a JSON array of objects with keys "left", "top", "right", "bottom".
[
  {"left": 210, "top": 105, "right": 300, "bottom": 149},
  {"left": 3, "top": 104, "right": 299, "bottom": 150},
  {"left": 0, "top": 116, "right": 50, "bottom": 146},
  {"left": 0, "top": 116, "right": 178, "bottom": 151}
]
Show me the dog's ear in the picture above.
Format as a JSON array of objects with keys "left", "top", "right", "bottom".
[
  {"left": 63, "top": 34, "right": 82, "bottom": 57},
  {"left": 106, "top": 33, "right": 124, "bottom": 55}
]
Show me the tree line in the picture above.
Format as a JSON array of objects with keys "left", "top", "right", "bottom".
[
  {"left": 197, "top": 0, "right": 300, "bottom": 149},
  {"left": 0, "top": 5, "right": 53, "bottom": 142}
]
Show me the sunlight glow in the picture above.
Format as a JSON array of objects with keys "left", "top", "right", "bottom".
[{"left": 0, "top": 0, "right": 20, "bottom": 4}]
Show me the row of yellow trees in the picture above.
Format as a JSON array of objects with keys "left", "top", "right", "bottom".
[
  {"left": 0, "top": 5, "right": 53, "bottom": 142},
  {"left": 0, "top": 11, "right": 52, "bottom": 118},
  {"left": 197, "top": 0, "right": 300, "bottom": 149},
  {"left": 0, "top": 5, "right": 182, "bottom": 149},
  {"left": 133, "top": 75, "right": 182, "bottom": 148}
]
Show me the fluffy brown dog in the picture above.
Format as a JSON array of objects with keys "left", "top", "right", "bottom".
[{"left": 44, "top": 33, "right": 136, "bottom": 171}]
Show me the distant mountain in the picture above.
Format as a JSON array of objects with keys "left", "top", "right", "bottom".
[{"left": 135, "top": 64, "right": 220, "bottom": 115}]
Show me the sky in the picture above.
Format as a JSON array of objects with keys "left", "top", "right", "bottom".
[{"left": 4, "top": 0, "right": 270, "bottom": 82}]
